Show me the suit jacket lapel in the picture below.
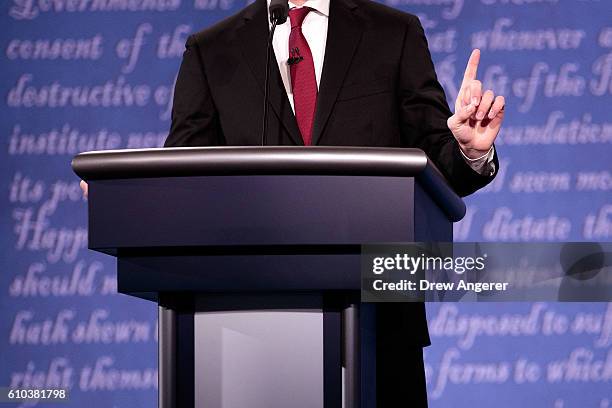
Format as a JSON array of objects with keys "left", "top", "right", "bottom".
[
  {"left": 312, "top": 0, "right": 363, "bottom": 146},
  {"left": 236, "top": 0, "right": 304, "bottom": 146}
]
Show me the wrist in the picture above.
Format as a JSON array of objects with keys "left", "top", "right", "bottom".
[{"left": 458, "top": 144, "right": 492, "bottom": 160}]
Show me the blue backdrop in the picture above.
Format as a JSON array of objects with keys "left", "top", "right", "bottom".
[{"left": 1, "top": 0, "right": 610, "bottom": 406}]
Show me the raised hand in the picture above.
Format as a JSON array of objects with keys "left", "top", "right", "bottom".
[{"left": 447, "top": 49, "right": 505, "bottom": 159}]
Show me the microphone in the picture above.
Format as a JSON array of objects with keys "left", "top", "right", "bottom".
[
  {"left": 269, "top": 0, "right": 288, "bottom": 25},
  {"left": 261, "top": 0, "right": 289, "bottom": 146}
]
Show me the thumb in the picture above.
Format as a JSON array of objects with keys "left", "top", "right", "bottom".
[
  {"left": 447, "top": 103, "right": 476, "bottom": 131},
  {"left": 80, "top": 180, "right": 88, "bottom": 199}
]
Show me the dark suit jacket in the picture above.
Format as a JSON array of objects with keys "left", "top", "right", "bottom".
[
  {"left": 164, "top": 0, "right": 497, "bottom": 197},
  {"left": 164, "top": 0, "right": 498, "bottom": 347}
]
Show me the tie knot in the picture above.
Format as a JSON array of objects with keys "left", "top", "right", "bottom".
[{"left": 288, "top": 7, "right": 311, "bottom": 29}]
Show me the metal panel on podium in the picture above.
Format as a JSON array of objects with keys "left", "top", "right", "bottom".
[{"left": 72, "top": 146, "right": 465, "bottom": 408}]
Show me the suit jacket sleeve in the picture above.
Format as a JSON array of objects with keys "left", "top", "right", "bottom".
[
  {"left": 164, "top": 35, "right": 225, "bottom": 147},
  {"left": 398, "top": 15, "right": 498, "bottom": 197}
]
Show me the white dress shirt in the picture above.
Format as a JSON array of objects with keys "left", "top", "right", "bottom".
[{"left": 268, "top": 0, "right": 495, "bottom": 175}]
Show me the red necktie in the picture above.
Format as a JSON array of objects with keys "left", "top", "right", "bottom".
[{"left": 288, "top": 7, "right": 317, "bottom": 146}]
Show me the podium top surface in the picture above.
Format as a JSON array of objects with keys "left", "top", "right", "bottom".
[{"left": 72, "top": 146, "right": 465, "bottom": 221}]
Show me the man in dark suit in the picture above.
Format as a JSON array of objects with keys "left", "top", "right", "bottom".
[
  {"left": 164, "top": 0, "right": 504, "bottom": 196},
  {"left": 165, "top": 0, "right": 505, "bottom": 406},
  {"left": 81, "top": 0, "right": 504, "bottom": 405}
]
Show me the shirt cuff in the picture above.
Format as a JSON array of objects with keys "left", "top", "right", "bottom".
[{"left": 459, "top": 146, "right": 496, "bottom": 176}]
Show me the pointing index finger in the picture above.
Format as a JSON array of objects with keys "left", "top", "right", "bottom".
[{"left": 462, "top": 49, "right": 481, "bottom": 86}]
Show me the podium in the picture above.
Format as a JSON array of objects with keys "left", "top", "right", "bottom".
[{"left": 72, "top": 146, "right": 465, "bottom": 408}]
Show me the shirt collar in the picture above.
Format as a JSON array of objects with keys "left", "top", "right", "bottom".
[{"left": 267, "top": 0, "right": 330, "bottom": 18}]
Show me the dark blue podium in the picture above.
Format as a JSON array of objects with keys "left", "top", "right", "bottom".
[{"left": 72, "top": 146, "right": 465, "bottom": 408}]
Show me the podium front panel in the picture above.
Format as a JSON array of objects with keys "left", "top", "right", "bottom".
[{"left": 89, "top": 175, "right": 415, "bottom": 250}]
